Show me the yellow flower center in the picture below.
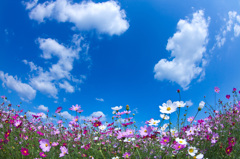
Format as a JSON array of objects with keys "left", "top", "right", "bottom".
[
  {"left": 189, "top": 148, "right": 193, "bottom": 153},
  {"left": 179, "top": 141, "right": 183, "bottom": 143},
  {"left": 153, "top": 122, "right": 156, "bottom": 124},
  {"left": 75, "top": 119, "right": 78, "bottom": 122},
  {"left": 24, "top": 151, "right": 26, "bottom": 153},
  {"left": 126, "top": 155, "right": 129, "bottom": 157},
  {"left": 178, "top": 146, "right": 181, "bottom": 148},
  {"left": 193, "top": 157, "right": 196, "bottom": 159},
  {"left": 75, "top": 108, "right": 78, "bottom": 110},
  {"left": 144, "top": 130, "right": 147, "bottom": 133},
  {"left": 164, "top": 139, "right": 167, "bottom": 142},
  {"left": 167, "top": 107, "right": 171, "bottom": 111},
  {"left": 45, "top": 144, "right": 48, "bottom": 147}
]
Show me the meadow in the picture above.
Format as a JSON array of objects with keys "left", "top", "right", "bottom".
[{"left": 0, "top": 87, "right": 240, "bottom": 159}]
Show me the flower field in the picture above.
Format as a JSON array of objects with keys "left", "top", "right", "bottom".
[{"left": 0, "top": 88, "right": 240, "bottom": 158}]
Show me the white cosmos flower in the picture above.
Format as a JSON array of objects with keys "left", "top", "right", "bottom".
[
  {"left": 194, "top": 153, "right": 204, "bottom": 159},
  {"left": 174, "top": 101, "right": 186, "bottom": 108},
  {"left": 198, "top": 101, "right": 205, "bottom": 110},
  {"left": 112, "top": 156, "right": 119, "bottom": 159},
  {"left": 148, "top": 119, "right": 160, "bottom": 126},
  {"left": 111, "top": 106, "right": 122, "bottom": 111},
  {"left": 160, "top": 114, "right": 169, "bottom": 120},
  {"left": 159, "top": 100, "right": 177, "bottom": 114},
  {"left": 188, "top": 146, "right": 198, "bottom": 156},
  {"left": 175, "top": 138, "right": 187, "bottom": 145},
  {"left": 98, "top": 125, "right": 106, "bottom": 131},
  {"left": 124, "top": 138, "right": 135, "bottom": 143}
]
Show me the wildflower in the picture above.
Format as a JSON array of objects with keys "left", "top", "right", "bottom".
[
  {"left": 160, "top": 136, "right": 170, "bottom": 145},
  {"left": 98, "top": 125, "right": 106, "bottom": 131},
  {"left": 139, "top": 125, "right": 152, "bottom": 137},
  {"left": 198, "top": 101, "right": 205, "bottom": 111},
  {"left": 59, "top": 146, "right": 68, "bottom": 157},
  {"left": 174, "top": 101, "right": 186, "bottom": 108},
  {"left": 69, "top": 104, "right": 81, "bottom": 111},
  {"left": 160, "top": 114, "right": 169, "bottom": 120},
  {"left": 5, "top": 129, "right": 11, "bottom": 139},
  {"left": 193, "top": 153, "right": 204, "bottom": 159},
  {"left": 40, "top": 152, "right": 47, "bottom": 157},
  {"left": 55, "top": 107, "right": 62, "bottom": 113},
  {"left": 159, "top": 100, "right": 177, "bottom": 114},
  {"left": 20, "top": 147, "right": 29, "bottom": 156},
  {"left": 93, "top": 121, "right": 102, "bottom": 127},
  {"left": 111, "top": 106, "right": 123, "bottom": 111},
  {"left": 173, "top": 142, "right": 185, "bottom": 150},
  {"left": 52, "top": 142, "right": 59, "bottom": 147},
  {"left": 214, "top": 87, "right": 220, "bottom": 93},
  {"left": 148, "top": 119, "right": 160, "bottom": 126},
  {"left": 37, "top": 131, "right": 44, "bottom": 136},
  {"left": 226, "top": 95, "right": 230, "bottom": 99},
  {"left": 187, "top": 116, "right": 194, "bottom": 122},
  {"left": 39, "top": 139, "right": 51, "bottom": 152},
  {"left": 228, "top": 137, "right": 236, "bottom": 146},
  {"left": 188, "top": 146, "right": 198, "bottom": 156},
  {"left": 175, "top": 138, "right": 187, "bottom": 145},
  {"left": 14, "top": 120, "right": 22, "bottom": 128},
  {"left": 112, "top": 156, "right": 119, "bottom": 159},
  {"left": 122, "top": 152, "right": 131, "bottom": 158},
  {"left": 226, "top": 146, "right": 232, "bottom": 155}
]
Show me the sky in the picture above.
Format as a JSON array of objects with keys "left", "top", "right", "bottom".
[{"left": 1, "top": 0, "right": 240, "bottom": 128}]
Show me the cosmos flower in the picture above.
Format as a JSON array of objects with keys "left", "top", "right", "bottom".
[
  {"left": 214, "top": 87, "right": 220, "bottom": 93},
  {"left": 198, "top": 101, "right": 205, "bottom": 110},
  {"left": 111, "top": 106, "right": 123, "bottom": 111},
  {"left": 55, "top": 107, "right": 62, "bottom": 113},
  {"left": 160, "top": 114, "right": 170, "bottom": 120},
  {"left": 69, "top": 104, "right": 81, "bottom": 111},
  {"left": 39, "top": 152, "right": 47, "bottom": 158},
  {"left": 174, "top": 101, "right": 186, "bottom": 108},
  {"left": 148, "top": 119, "right": 160, "bottom": 126},
  {"left": 20, "top": 147, "right": 29, "bottom": 156},
  {"left": 59, "top": 146, "right": 68, "bottom": 157},
  {"left": 159, "top": 100, "right": 177, "bottom": 114},
  {"left": 39, "top": 139, "right": 51, "bottom": 152},
  {"left": 188, "top": 146, "right": 198, "bottom": 156},
  {"left": 122, "top": 152, "right": 131, "bottom": 159}
]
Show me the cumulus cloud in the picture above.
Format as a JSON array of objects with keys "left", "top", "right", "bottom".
[
  {"left": 27, "top": 35, "right": 86, "bottom": 98},
  {"left": 96, "top": 98, "right": 104, "bottom": 102},
  {"left": 37, "top": 105, "right": 48, "bottom": 112},
  {"left": 154, "top": 10, "right": 209, "bottom": 89},
  {"left": 214, "top": 11, "right": 240, "bottom": 49},
  {"left": 185, "top": 100, "right": 193, "bottom": 107},
  {"left": 26, "top": 0, "right": 129, "bottom": 35},
  {"left": 0, "top": 71, "right": 36, "bottom": 100},
  {"left": 59, "top": 111, "right": 74, "bottom": 120}
]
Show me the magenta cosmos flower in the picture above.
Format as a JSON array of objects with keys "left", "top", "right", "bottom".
[
  {"left": 122, "top": 152, "right": 131, "bottom": 159},
  {"left": 55, "top": 107, "right": 62, "bottom": 113},
  {"left": 14, "top": 120, "right": 22, "bottom": 128},
  {"left": 59, "top": 146, "right": 68, "bottom": 157},
  {"left": 228, "top": 137, "right": 236, "bottom": 146},
  {"left": 226, "top": 146, "right": 232, "bottom": 155},
  {"left": 214, "top": 87, "right": 220, "bottom": 93},
  {"left": 20, "top": 147, "right": 29, "bottom": 156},
  {"left": 39, "top": 152, "right": 47, "bottom": 158},
  {"left": 160, "top": 136, "right": 170, "bottom": 146},
  {"left": 39, "top": 139, "right": 51, "bottom": 152},
  {"left": 69, "top": 104, "right": 81, "bottom": 111}
]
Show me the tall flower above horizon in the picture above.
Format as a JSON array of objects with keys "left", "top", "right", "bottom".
[
  {"left": 198, "top": 101, "right": 205, "bottom": 111},
  {"left": 214, "top": 87, "right": 220, "bottom": 93},
  {"left": 111, "top": 106, "right": 123, "bottom": 111},
  {"left": 69, "top": 104, "right": 81, "bottom": 111},
  {"left": 39, "top": 139, "right": 51, "bottom": 152},
  {"left": 148, "top": 119, "right": 160, "bottom": 126},
  {"left": 159, "top": 100, "right": 177, "bottom": 114},
  {"left": 55, "top": 107, "right": 62, "bottom": 113},
  {"left": 160, "top": 114, "right": 170, "bottom": 120},
  {"left": 174, "top": 101, "right": 186, "bottom": 108}
]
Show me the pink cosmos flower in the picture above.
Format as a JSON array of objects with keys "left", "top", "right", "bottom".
[
  {"left": 55, "top": 107, "right": 62, "bottom": 113},
  {"left": 37, "top": 131, "right": 44, "bottom": 136},
  {"left": 139, "top": 125, "right": 152, "bottom": 137},
  {"left": 160, "top": 136, "right": 170, "bottom": 146},
  {"left": 228, "top": 137, "right": 236, "bottom": 146},
  {"left": 52, "top": 142, "right": 59, "bottom": 147},
  {"left": 39, "top": 139, "right": 51, "bottom": 152},
  {"left": 226, "top": 146, "right": 232, "bottom": 155},
  {"left": 39, "top": 152, "right": 47, "bottom": 158},
  {"left": 214, "top": 87, "right": 220, "bottom": 93},
  {"left": 21, "top": 147, "right": 29, "bottom": 156},
  {"left": 69, "top": 104, "right": 81, "bottom": 111},
  {"left": 173, "top": 142, "right": 185, "bottom": 150},
  {"left": 122, "top": 152, "right": 131, "bottom": 158},
  {"left": 14, "top": 120, "right": 22, "bottom": 128},
  {"left": 59, "top": 146, "right": 68, "bottom": 157}
]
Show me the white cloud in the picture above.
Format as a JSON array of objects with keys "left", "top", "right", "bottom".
[
  {"left": 23, "top": 59, "right": 39, "bottom": 72},
  {"left": 37, "top": 105, "right": 48, "bottom": 112},
  {"left": 59, "top": 81, "right": 74, "bottom": 93},
  {"left": 214, "top": 11, "right": 240, "bottom": 49},
  {"left": 26, "top": 0, "right": 129, "bottom": 36},
  {"left": 154, "top": 10, "right": 209, "bottom": 90},
  {"left": 28, "top": 35, "right": 86, "bottom": 98},
  {"left": 59, "top": 111, "right": 74, "bottom": 120},
  {"left": 0, "top": 71, "right": 36, "bottom": 100},
  {"left": 96, "top": 98, "right": 104, "bottom": 102},
  {"left": 185, "top": 100, "right": 193, "bottom": 107}
]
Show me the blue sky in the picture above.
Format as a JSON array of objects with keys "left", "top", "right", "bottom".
[{"left": 1, "top": 0, "right": 240, "bottom": 127}]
